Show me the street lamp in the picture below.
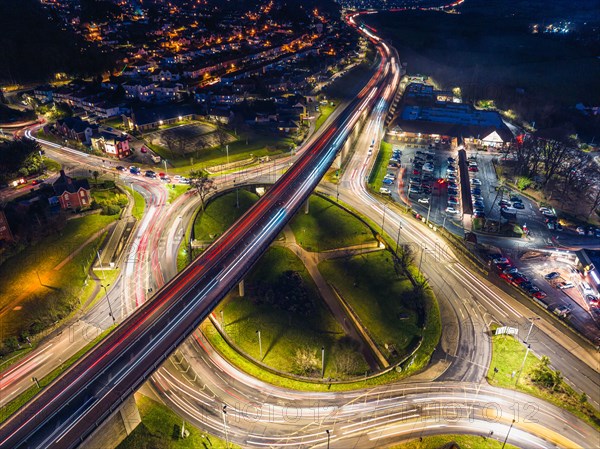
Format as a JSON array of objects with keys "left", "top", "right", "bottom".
[
  {"left": 395, "top": 221, "right": 403, "bottom": 255},
  {"left": 502, "top": 419, "right": 515, "bottom": 449},
  {"left": 381, "top": 203, "right": 387, "bottom": 235},
  {"left": 222, "top": 404, "right": 229, "bottom": 449},
  {"left": 524, "top": 317, "right": 540, "bottom": 344},
  {"left": 226, "top": 144, "right": 230, "bottom": 165},
  {"left": 326, "top": 429, "right": 331, "bottom": 449},
  {"left": 321, "top": 346, "right": 325, "bottom": 378},
  {"left": 163, "top": 159, "right": 168, "bottom": 176},
  {"left": 515, "top": 344, "right": 531, "bottom": 386},
  {"left": 100, "top": 284, "right": 115, "bottom": 323},
  {"left": 256, "top": 329, "right": 262, "bottom": 359}
]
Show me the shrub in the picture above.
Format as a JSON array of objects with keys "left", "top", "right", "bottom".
[{"left": 517, "top": 176, "right": 532, "bottom": 190}]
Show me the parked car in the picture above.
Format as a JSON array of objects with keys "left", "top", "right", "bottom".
[
  {"left": 513, "top": 202, "right": 525, "bottom": 209},
  {"left": 379, "top": 187, "right": 392, "bottom": 195},
  {"left": 553, "top": 305, "right": 572, "bottom": 317},
  {"left": 445, "top": 206, "right": 460, "bottom": 214},
  {"left": 409, "top": 186, "right": 421, "bottom": 194},
  {"left": 473, "top": 211, "right": 485, "bottom": 218},
  {"left": 557, "top": 281, "right": 575, "bottom": 289},
  {"left": 499, "top": 200, "right": 510, "bottom": 207},
  {"left": 417, "top": 197, "right": 429, "bottom": 204},
  {"left": 576, "top": 227, "right": 586, "bottom": 235},
  {"left": 533, "top": 291, "right": 547, "bottom": 300},
  {"left": 383, "top": 177, "right": 394, "bottom": 185},
  {"left": 493, "top": 257, "right": 510, "bottom": 265},
  {"left": 145, "top": 170, "right": 156, "bottom": 178},
  {"left": 129, "top": 166, "right": 140, "bottom": 175},
  {"left": 470, "top": 178, "right": 482, "bottom": 185},
  {"left": 544, "top": 272, "right": 560, "bottom": 280},
  {"left": 116, "top": 166, "right": 125, "bottom": 172},
  {"left": 468, "top": 166, "right": 479, "bottom": 172}
]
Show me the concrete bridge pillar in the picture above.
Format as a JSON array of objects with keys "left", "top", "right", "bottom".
[
  {"left": 304, "top": 198, "right": 310, "bottom": 214},
  {"left": 82, "top": 394, "right": 141, "bottom": 449},
  {"left": 238, "top": 279, "right": 245, "bottom": 297}
]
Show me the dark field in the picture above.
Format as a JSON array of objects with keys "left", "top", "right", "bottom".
[{"left": 365, "top": 0, "right": 600, "bottom": 134}]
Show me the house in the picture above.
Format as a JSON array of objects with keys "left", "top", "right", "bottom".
[
  {"left": 91, "top": 132, "right": 131, "bottom": 159},
  {"left": 207, "top": 108, "right": 233, "bottom": 124},
  {"left": 124, "top": 104, "right": 202, "bottom": 131},
  {"left": 52, "top": 170, "right": 91, "bottom": 210},
  {"left": 55, "top": 117, "right": 97, "bottom": 144}
]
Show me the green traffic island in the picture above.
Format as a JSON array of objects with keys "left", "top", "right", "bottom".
[
  {"left": 188, "top": 190, "right": 440, "bottom": 390},
  {"left": 388, "top": 434, "right": 520, "bottom": 449},
  {"left": 487, "top": 331, "right": 600, "bottom": 431},
  {"left": 117, "top": 393, "right": 238, "bottom": 449}
]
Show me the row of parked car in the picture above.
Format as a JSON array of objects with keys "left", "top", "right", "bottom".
[
  {"left": 116, "top": 165, "right": 190, "bottom": 184},
  {"left": 379, "top": 147, "right": 403, "bottom": 195},
  {"left": 490, "top": 255, "right": 548, "bottom": 301},
  {"left": 408, "top": 150, "right": 436, "bottom": 197},
  {"left": 444, "top": 156, "right": 461, "bottom": 214},
  {"left": 467, "top": 158, "right": 487, "bottom": 218}
]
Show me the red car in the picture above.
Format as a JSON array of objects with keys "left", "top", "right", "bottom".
[
  {"left": 413, "top": 169, "right": 421, "bottom": 175},
  {"left": 533, "top": 291, "right": 547, "bottom": 300},
  {"left": 140, "top": 146, "right": 148, "bottom": 153},
  {"left": 468, "top": 166, "right": 479, "bottom": 172}
]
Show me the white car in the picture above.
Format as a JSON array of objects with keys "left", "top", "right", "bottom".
[
  {"left": 470, "top": 178, "right": 482, "bottom": 185},
  {"left": 417, "top": 197, "right": 429, "bottom": 204},
  {"left": 445, "top": 206, "right": 460, "bottom": 214},
  {"left": 379, "top": 187, "right": 391, "bottom": 195}
]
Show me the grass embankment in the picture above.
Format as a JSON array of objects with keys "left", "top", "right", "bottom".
[
  {"left": 323, "top": 63, "right": 375, "bottom": 100},
  {"left": 150, "top": 132, "right": 294, "bottom": 174},
  {"left": 488, "top": 334, "right": 600, "bottom": 430},
  {"left": 118, "top": 394, "right": 238, "bottom": 449},
  {"left": 0, "top": 326, "right": 114, "bottom": 424},
  {"left": 217, "top": 246, "right": 368, "bottom": 378},
  {"left": 42, "top": 157, "right": 61, "bottom": 173},
  {"left": 368, "top": 140, "right": 393, "bottom": 189},
  {"left": 315, "top": 103, "right": 337, "bottom": 131},
  {"left": 193, "top": 190, "right": 259, "bottom": 242},
  {"left": 289, "top": 195, "right": 376, "bottom": 251},
  {"left": 320, "top": 251, "right": 421, "bottom": 363},
  {"left": 167, "top": 184, "right": 190, "bottom": 203},
  {"left": 124, "top": 185, "right": 146, "bottom": 221},
  {"left": 0, "top": 214, "right": 117, "bottom": 342},
  {"left": 79, "top": 268, "right": 120, "bottom": 312},
  {"left": 389, "top": 434, "right": 519, "bottom": 449}
]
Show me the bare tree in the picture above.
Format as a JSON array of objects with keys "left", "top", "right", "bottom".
[
  {"left": 189, "top": 169, "right": 217, "bottom": 211},
  {"left": 214, "top": 126, "right": 230, "bottom": 149}
]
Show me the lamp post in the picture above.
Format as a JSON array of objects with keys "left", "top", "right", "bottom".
[
  {"left": 321, "top": 346, "right": 325, "bottom": 378},
  {"left": 163, "top": 159, "right": 168, "bottom": 176},
  {"left": 524, "top": 317, "right": 540, "bottom": 344},
  {"left": 515, "top": 343, "right": 531, "bottom": 386},
  {"left": 256, "top": 329, "right": 262, "bottom": 359},
  {"left": 395, "top": 221, "right": 403, "bottom": 255},
  {"left": 96, "top": 250, "right": 106, "bottom": 280},
  {"left": 222, "top": 405, "right": 229, "bottom": 449},
  {"left": 226, "top": 144, "right": 230, "bottom": 165},
  {"left": 381, "top": 203, "right": 387, "bottom": 235},
  {"left": 326, "top": 429, "right": 331, "bottom": 449},
  {"left": 502, "top": 419, "right": 515, "bottom": 449},
  {"left": 100, "top": 283, "right": 115, "bottom": 323}
]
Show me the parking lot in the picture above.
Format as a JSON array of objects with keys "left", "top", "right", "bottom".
[{"left": 488, "top": 251, "right": 600, "bottom": 342}]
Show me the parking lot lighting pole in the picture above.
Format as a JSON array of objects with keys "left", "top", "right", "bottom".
[
  {"left": 381, "top": 203, "right": 387, "bottom": 234},
  {"left": 326, "top": 429, "right": 331, "bottom": 449},
  {"left": 502, "top": 419, "right": 516, "bottom": 449},
  {"left": 321, "top": 346, "right": 325, "bottom": 378},
  {"left": 222, "top": 405, "right": 229, "bottom": 449}
]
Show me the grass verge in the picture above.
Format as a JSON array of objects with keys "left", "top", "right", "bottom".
[
  {"left": 368, "top": 140, "right": 393, "bottom": 188},
  {"left": 315, "top": 102, "right": 337, "bottom": 131},
  {"left": 117, "top": 394, "right": 238, "bottom": 449},
  {"left": 167, "top": 184, "right": 190, "bottom": 203},
  {"left": 0, "top": 326, "right": 114, "bottom": 424},
  {"left": 289, "top": 195, "right": 376, "bottom": 251},
  {"left": 487, "top": 334, "right": 600, "bottom": 430},
  {"left": 123, "top": 185, "right": 146, "bottom": 221},
  {"left": 388, "top": 434, "right": 519, "bottom": 449}
]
